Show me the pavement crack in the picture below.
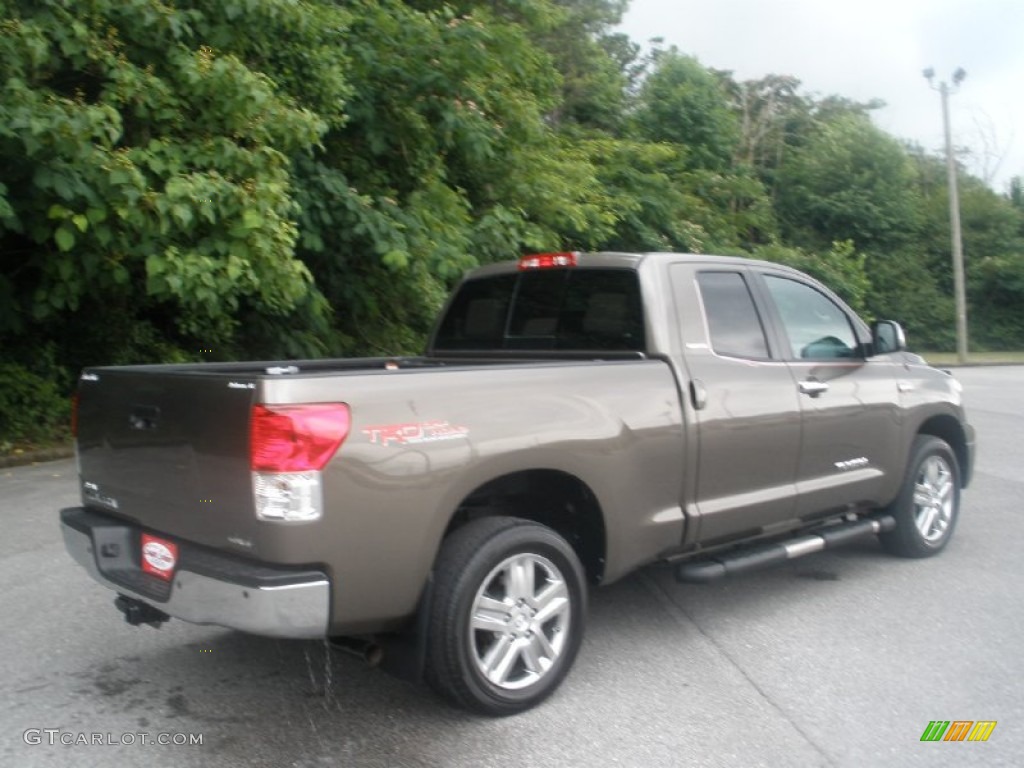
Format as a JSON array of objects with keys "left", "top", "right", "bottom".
[{"left": 639, "top": 568, "right": 837, "bottom": 768}]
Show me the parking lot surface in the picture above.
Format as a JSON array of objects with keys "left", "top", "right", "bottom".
[{"left": 2, "top": 366, "right": 1020, "bottom": 767}]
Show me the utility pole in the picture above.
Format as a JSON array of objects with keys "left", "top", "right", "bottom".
[{"left": 924, "top": 67, "right": 968, "bottom": 364}]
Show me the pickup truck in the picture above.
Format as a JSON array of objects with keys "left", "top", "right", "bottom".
[{"left": 60, "top": 251, "right": 975, "bottom": 715}]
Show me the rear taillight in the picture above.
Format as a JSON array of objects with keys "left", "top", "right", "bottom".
[
  {"left": 250, "top": 404, "right": 350, "bottom": 523},
  {"left": 250, "top": 403, "right": 350, "bottom": 472},
  {"left": 518, "top": 252, "right": 578, "bottom": 270}
]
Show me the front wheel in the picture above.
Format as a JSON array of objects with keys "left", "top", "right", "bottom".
[
  {"left": 425, "top": 517, "right": 587, "bottom": 716},
  {"left": 880, "top": 435, "right": 961, "bottom": 558}
]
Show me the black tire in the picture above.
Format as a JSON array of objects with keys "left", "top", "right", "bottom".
[
  {"left": 880, "top": 435, "right": 961, "bottom": 558},
  {"left": 425, "top": 516, "right": 587, "bottom": 716}
]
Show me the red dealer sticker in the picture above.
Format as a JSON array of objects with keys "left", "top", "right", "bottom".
[{"left": 140, "top": 533, "right": 178, "bottom": 581}]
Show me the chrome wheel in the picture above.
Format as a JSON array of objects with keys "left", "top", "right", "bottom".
[
  {"left": 427, "top": 517, "right": 586, "bottom": 715},
  {"left": 913, "top": 455, "right": 954, "bottom": 543},
  {"left": 468, "top": 552, "right": 571, "bottom": 691}
]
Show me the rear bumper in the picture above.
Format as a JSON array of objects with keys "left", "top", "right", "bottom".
[{"left": 60, "top": 507, "right": 330, "bottom": 638}]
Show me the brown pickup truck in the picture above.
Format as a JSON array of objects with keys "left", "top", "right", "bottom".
[{"left": 60, "top": 251, "right": 975, "bottom": 715}]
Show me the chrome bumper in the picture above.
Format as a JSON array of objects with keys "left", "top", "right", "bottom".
[{"left": 60, "top": 509, "right": 330, "bottom": 639}]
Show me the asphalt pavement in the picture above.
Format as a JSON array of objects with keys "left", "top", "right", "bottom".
[{"left": 1, "top": 366, "right": 1021, "bottom": 767}]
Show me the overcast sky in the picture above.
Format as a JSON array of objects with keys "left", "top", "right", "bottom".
[{"left": 618, "top": 0, "right": 1024, "bottom": 192}]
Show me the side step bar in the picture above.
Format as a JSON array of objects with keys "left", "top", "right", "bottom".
[{"left": 675, "top": 514, "right": 896, "bottom": 584}]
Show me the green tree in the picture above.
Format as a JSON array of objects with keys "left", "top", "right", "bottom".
[
  {"left": 411, "top": 0, "right": 636, "bottom": 133},
  {"left": 286, "top": 0, "right": 618, "bottom": 353},
  {"left": 970, "top": 254, "right": 1024, "bottom": 349},
  {"left": 865, "top": 249, "right": 956, "bottom": 351},
  {"left": 633, "top": 49, "right": 740, "bottom": 173},
  {"left": 1009, "top": 176, "right": 1023, "bottom": 211},
  {"left": 582, "top": 139, "right": 707, "bottom": 253},
  {"left": 775, "top": 112, "right": 921, "bottom": 252},
  {"left": 623, "top": 50, "right": 776, "bottom": 251},
  {"left": 904, "top": 147, "right": 1024, "bottom": 349},
  {"left": 541, "top": 0, "right": 634, "bottom": 132},
  {"left": 0, "top": 0, "right": 340, "bottom": 367}
]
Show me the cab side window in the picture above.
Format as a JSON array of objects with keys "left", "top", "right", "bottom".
[
  {"left": 763, "top": 275, "right": 858, "bottom": 360},
  {"left": 697, "top": 272, "right": 770, "bottom": 359}
]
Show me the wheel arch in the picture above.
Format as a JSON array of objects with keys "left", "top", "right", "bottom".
[
  {"left": 917, "top": 413, "right": 971, "bottom": 488},
  {"left": 443, "top": 469, "right": 607, "bottom": 585}
]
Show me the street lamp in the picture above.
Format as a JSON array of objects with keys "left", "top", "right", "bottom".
[{"left": 924, "top": 67, "right": 968, "bottom": 363}]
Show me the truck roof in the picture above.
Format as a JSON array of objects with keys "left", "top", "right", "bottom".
[{"left": 465, "top": 252, "right": 796, "bottom": 280}]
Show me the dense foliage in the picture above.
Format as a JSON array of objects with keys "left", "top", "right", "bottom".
[{"left": 1, "top": 0, "right": 1022, "bottom": 444}]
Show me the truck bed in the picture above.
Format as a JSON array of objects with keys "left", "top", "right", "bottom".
[{"left": 74, "top": 354, "right": 687, "bottom": 633}]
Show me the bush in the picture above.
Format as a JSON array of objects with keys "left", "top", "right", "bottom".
[
  {"left": 969, "top": 255, "right": 1024, "bottom": 351},
  {"left": 865, "top": 251, "right": 956, "bottom": 351},
  {"left": 0, "top": 363, "right": 70, "bottom": 445}
]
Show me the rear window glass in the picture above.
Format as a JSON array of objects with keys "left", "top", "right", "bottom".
[{"left": 433, "top": 269, "right": 645, "bottom": 352}]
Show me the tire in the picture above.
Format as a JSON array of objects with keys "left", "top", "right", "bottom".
[
  {"left": 880, "top": 435, "right": 961, "bottom": 558},
  {"left": 425, "top": 516, "right": 587, "bottom": 716}
]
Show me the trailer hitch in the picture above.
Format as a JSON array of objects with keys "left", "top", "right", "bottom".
[{"left": 114, "top": 594, "right": 171, "bottom": 629}]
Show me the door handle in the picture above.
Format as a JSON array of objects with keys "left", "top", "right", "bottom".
[
  {"left": 798, "top": 379, "right": 829, "bottom": 398},
  {"left": 690, "top": 379, "right": 707, "bottom": 410}
]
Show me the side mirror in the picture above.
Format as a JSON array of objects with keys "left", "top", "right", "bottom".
[{"left": 871, "top": 320, "right": 906, "bottom": 355}]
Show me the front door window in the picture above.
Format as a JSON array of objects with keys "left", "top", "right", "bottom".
[{"left": 762, "top": 276, "right": 858, "bottom": 360}]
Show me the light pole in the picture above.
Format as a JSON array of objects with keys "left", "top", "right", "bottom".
[{"left": 924, "top": 67, "right": 968, "bottom": 363}]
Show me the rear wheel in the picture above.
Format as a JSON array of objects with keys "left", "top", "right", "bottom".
[
  {"left": 425, "top": 517, "right": 586, "bottom": 716},
  {"left": 880, "top": 435, "right": 961, "bottom": 558}
]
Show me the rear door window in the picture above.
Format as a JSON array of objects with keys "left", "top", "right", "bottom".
[{"left": 697, "top": 271, "right": 770, "bottom": 359}]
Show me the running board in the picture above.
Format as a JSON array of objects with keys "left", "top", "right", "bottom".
[{"left": 674, "top": 514, "right": 896, "bottom": 584}]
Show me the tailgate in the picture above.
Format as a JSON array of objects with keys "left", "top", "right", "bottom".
[{"left": 75, "top": 369, "right": 257, "bottom": 551}]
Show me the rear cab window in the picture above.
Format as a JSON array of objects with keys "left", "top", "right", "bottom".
[{"left": 433, "top": 268, "right": 645, "bottom": 352}]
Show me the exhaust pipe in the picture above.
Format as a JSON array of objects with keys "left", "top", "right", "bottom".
[{"left": 329, "top": 636, "right": 384, "bottom": 667}]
